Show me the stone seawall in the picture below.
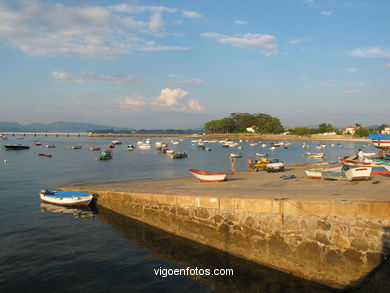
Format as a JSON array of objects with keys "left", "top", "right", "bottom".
[{"left": 85, "top": 191, "right": 389, "bottom": 289}]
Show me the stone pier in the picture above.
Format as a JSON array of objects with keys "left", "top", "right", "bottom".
[{"left": 60, "top": 168, "right": 390, "bottom": 289}]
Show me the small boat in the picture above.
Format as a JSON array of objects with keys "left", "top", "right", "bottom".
[
  {"left": 340, "top": 159, "right": 390, "bottom": 175},
  {"left": 196, "top": 145, "right": 206, "bottom": 150},
  {"left": 139, "top": 143, "right": 152, "bottom": 150},
  {"left": 165, "top": 149, "right": 174, "bottom": 154},
  {"left": 321, "top": 166, "right": 372, "bottom": 181},
  {"left": 96, "top": 150, "right": 112, "bottom": 160},
  {"left": 45, "top": 144, "right": 55, "bottom": 148},
  {"left": 304, "top": 164, "right": 344, "bottom": 179},
  {"left": 127, "top": 145, "right": 135, "bottom": 151},
  {"left": 39, "top": 153, "right": 52, "bottom": 158},
  {"left": 189, "top": 169, "right": 227, "bottom": 182},
  {"left": 256, "top": 152, "right": 269, "bottom": 157},
  {"left": 171, "top": 140, "right": 181, "bottom": 145},
  {"left": 111, "top": 140, "right": 122, "bottom": 145},
  {"left": 262, "top": 144, "right": 267, "bottom": 148},
  {"left": 306, "top": 152, "right": 325, "bottom": 158},
  {"left": 368, "top": 134, "right": 390, "bottom": 149},
  {"left": 32, "top": 141, "right": 41, "bottom": 146},
  {"left": 108, "top": 144, "right": 115, "bottom": 149},
  {"left": 4, "top": 144, "right": 30, "bottom": 150},
  {"left": 71, "top": 145, "right": 82, "bottom": 149},
  {"left": 89, "top": 147, "right": 101, "bottom": 151},
  {"left": 39, "top": 189, "right": 95, "bottom": 206},
  {"left": 230, "top": 153, "right": 242, "bottom": 158},
  {"left": 170, "top": 151, "right": 188, "bottom": 159}
]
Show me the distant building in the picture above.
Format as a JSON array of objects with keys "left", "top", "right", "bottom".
[
  {"left": 319, "top": 131, "right": 337, "bottom": 135},
  {"left": 342, "top": 126, "right": 357, "bottom": 135},
  {"left": 246, "top": 125, "right": 256, "bottom": 133},
  {"left": 381, "top": 127, "right": 390, "bottom": 135}
]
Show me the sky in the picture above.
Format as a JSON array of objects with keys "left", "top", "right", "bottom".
[{"left": 0, "top": 0, "right": 389, "bottom": 129}]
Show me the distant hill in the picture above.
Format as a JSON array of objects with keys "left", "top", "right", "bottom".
[{"left": 0, "top": 121, "right": 131, "bottom": 133}]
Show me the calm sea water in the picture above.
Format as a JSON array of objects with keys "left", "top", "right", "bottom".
[{"left": 0, "top": 135, "right": 377, "bottom": 292}]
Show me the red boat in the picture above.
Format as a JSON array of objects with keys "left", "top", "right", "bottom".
[
  {"left": 39, "top": 153, "right": 52, "bottom": 158},
  {"left": 108, "top": 144, "right": 115, "bottom": 149}
]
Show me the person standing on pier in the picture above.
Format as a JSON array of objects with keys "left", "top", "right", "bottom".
[{"left": 231, "top": 158, "right": 236, "bottom": 173}]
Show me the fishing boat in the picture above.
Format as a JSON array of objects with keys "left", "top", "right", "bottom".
[
  {"left": 306, "top": 152, "right": 325, "bottom": 158},
  {"left": 369, "top": 134, "right": 390, "bottom": 149},
  {"left": 38, "top": 153, "right": 52, "bottom": 158},
  {"left": 189, "top": 169, "right": 227, "bottom": 182},
  {"left": 71, "top": 145, "right": 82, "bottom": 149},
  {"left": 304, "top": 163, "right": 344, "bottom": 179},
  {"left": 4, "top": 144, "right": 30, "bottom": 150},
  {"left": 321, "top": 166, "right": 372, "bottom": 181},
  {"left": 96, "top": 150, "right": 112, "bottom": 160},
  {"left": 340, "top": 159, "right": 390, "bottom": 175},
  {"left": 230, "top": 153, "right": 242, "bottom": 158},
  {"left": 39, "top": 189, "right": 95, "bottom": 206},
  {"left": 89, "top": 147, "right": 101, "bottom": 151},
  {"left": 170, "top": 151, "right": 188, "bottom": 159}
]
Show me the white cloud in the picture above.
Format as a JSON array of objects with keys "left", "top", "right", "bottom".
[
  {"left": 121, "top": 88, "right": 206, "bottom": 113},
  {"left": 235, "top": 20, "right": 248, "bottom": 25},
  {"left": 52, "top": 70, "right": 138, "bottom": 85},
  {"left": 202, "top": 32, "right": 277, "bottom": 55},
  {"left": 349, "top": 47, "right": 390, "bottom": 58},
  {"left": 385, "top": 64, "right": 390, "bottom": 68},
  {"left": 347, "top": 67, "right": 358, "bottom": 72},
  {"left": 181, "top": 10, "right": 202, "bottom": 18},
  {"left": 169, "top": 74, "right": 206, "bottom": 85},
  {"left": 0, "top": 0, "right": 190, "bottom": 58},
  {"left": 321, "top": 10, "right": 334, "bottom": 17}
]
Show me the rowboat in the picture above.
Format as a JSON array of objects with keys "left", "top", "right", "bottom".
[
  {"left": 321, "top": 166, "right": 372, "bottom": 181},
  {"left": 304, "top": 163, "right": 344, "bottom": 179},
  {"left": 71, "top": 145, "right": 82, "bottom": 149},
  {"left": 45, "top": 144, "right": 55, "bottom": 148},
  {"left": 306, "top": 152, "right": 325, "bottom": 158},
  {"left": 369, "top": 134, "right": 390, "bottom": 149},
  {"left": 256, "top": 152, "right": 269, "bottom": 157},
  {"left": 111, "top": 140, "right": 122, "bottom": 145},
  {"left": 96, "top": 150, "right": 112, "bottom": 160},
  {"left": 340, "top": 159, "right": 390, "bottom": 175},
  {"left": 89, "top": 147, "right": 101, "bottom": 151},
  {"left": 39, "top": 189, "right": 95, "bottom": 206},
  {"left": 170, "top": 151, "right": 188, "bottom": 159},
  {"left": 189, "top": 169, "right": 227, "bottom": 182},
  {"left": 4, "top": 144, "right": 30, "bottom": 150},
  {"left": 39, "top": 153, "right": 52, "bottom": 158},
  {"left": 230, "top": 153, "right": 242, "bottom": 158}
]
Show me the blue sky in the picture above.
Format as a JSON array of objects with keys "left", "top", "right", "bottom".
[{"left": 0, "top": 0, "right": 389, "bottom": 129}]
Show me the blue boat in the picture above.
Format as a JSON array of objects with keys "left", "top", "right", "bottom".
[
  {"left": 39, "top": 190, "right": 95, "bottom": 206},
  {"left": 368, "top": 134, "right": 390, "bottom": 149}
]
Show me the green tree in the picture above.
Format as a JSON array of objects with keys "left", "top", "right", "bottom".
[
  {"left": 318, "top": 123, "right": 335, "bottom": 133},
  {"left": 355, "top": 127, "right": 370, "bottom": 137},
  {"left": 289, "top": 127, "right": 317, "bottom": 136}
]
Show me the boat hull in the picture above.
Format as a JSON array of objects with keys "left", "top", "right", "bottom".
[
  {"left": 368, "top": 134, "right": 390, "bottom": 149},
  {"left": 189, "top": 169, "right": 227, "bottom": 182},
  {"left": 40, "top": 191, "right": 94, "bottom": 206},
  {"left": 4, "top": 144, "right": 30, "bottom": 150}
]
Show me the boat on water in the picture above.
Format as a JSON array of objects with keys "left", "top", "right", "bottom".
[
  {"left": 4, "top": 144, "right": 30, "bottom": 150},
  {"left": 45, "top": 144, "right": 55, "bottom": 148},
  {"left": 128, "top": 145, "right": 135, "bottom": 151},
  {"left": 32, "top": 141, "right": 41, "bottom": 146},
  {"left": 165, "top": 149, "right": 175, "bottom": 154},
  {"left": 230, "top": 153, "right": 242, "bottom": 158},
  {"left": 71, "top": 145, "right": 82, "bottom": 149},
  {"left": 306, "top": 152, "right": 325, "bottom": 158},
  {"left": 368, "top": 134, "right": 390, "bottom": 149},
  {"left": 111, "top": 140, "right": 122, "bottom": 145},
  {"left": 38, "top": 153, "right": 52, "bottom": 158},
  {"left": 170, "top": 151, "right": 188, "bottom": 159},
  {"left": 256, "top": 152, "right": 269, "bottom": 157},
  {"left": 96, "top": 150, "right": 112, "bottom": 160},
  {"left": 138, "top": 143, "right": 152, "bottom": 150},
  {"left": 108, "top": 144, "right": 115, "bottom": 149},
  {"left": 189, "top": 169, "right": 227, "bottom": 182},
  {"left": 89, "top": 147, "right": 101, "bottom": 151},
  {"left": 39, "top": 189, "right": 95, "bottom": 206}
]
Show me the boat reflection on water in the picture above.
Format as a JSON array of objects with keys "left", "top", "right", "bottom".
[
  {"left": 40, "top": 203, "right": 97, "bottom": 219},
  {"left": 97, "top": 207, "right": 333, "bottom": 293}
]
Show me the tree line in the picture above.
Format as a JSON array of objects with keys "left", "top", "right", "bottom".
[{"left": 204, "top": 113, "right": 284, "bottom": 134}]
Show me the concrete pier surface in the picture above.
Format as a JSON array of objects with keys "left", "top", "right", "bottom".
[{"left": 60, "top": 166, "right": 390, "bottom": 289}]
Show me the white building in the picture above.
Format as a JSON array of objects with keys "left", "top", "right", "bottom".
[
  {"left": 246, "top": 126, "right": 256, "bottom": 133},
  {"left": 342, "top": 126, "right": 357, "bottom": 135},
  {"left": 381, "top": 127, "right": 390, "bottom": 135}
]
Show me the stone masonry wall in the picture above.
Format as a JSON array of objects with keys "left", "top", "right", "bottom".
[{"left": 93, "top": 191, "right": 390, "bottom": 289}]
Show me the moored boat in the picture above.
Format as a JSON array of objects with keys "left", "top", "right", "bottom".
[
  {"left": 96, "top": 150, "right": 112, "bottom": 160},
  {"left": 189, "top": 169, "right": 227, "bottom": 182},
  {"left": 39, "top": 153, "right": 52, "bottom": 158},
  {"left": 306, "top": 152, "right": 325, "bottom": 158},
  {"left": 71, "top": 145, "right": 82, "bottom": 149},
  {"left": 4, "top": 144, "right": 30, "bottom": 150},
  {"left": 170, "top": 151, "right": 188, "bottom": 159},
  {"left": 45, "top": 144, "right": 55, "bottom": 148},
  {"left": 39, "top": 189, "right": 95, "bottom": 206},
  {"left": 127, "top": 145, "right": 135, "bottom": 151},
  {"left": 369, "top": 134, "right": 390, "bottom": 149},
  {"left": 111, "top": 140, "right": 122, "bottom": 145},
  {"left": 230, "top": 153, "right": 242, "bottom": 158},
  {"left": 89, "top": 147, "right": 101, "bottom": 151}
]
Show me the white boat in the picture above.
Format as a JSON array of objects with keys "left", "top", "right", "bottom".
[
  {"left": 138, "top": 143, "right": 152, "bottom": 149},
  {"left": 306, "top": 152, "right": 325, "bottom": 158},
  {"left": 230, "top": 153, "right": 242, "bottom": 158},
  {"left": 111, "top": 140, "right": 122, "bottom": 145},
  {"left": 39, "top": 190, "right": 95, "bottom": 206},
  {"left": 321, "top": 166, "right": 372, "bottom": 181},
  {"left": 262, "top": 144, "right": 267, "bottom": 148},
  {"left": 189, "top": 169, "right": 227, "bottom": 182},
  {"left": 45, "top": 144, "right": 55, "bottom": 148},
  {"left": 166, "top": 149, "right": 175, "bottom": 154},
  {"left": 71, "top": 145, "right": 82, "bottom": 149},
  {"left": 304, "top": 164, "right": 344, "bottom": 179},
  {"left": 170, "top": 151, "right": 188, "bottom": 159}
]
